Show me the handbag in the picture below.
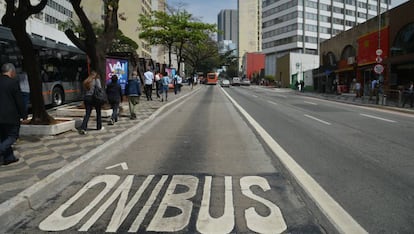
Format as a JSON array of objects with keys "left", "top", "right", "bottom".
[{"left": 92, "top": 85, "right": 107, "bottom": 105}]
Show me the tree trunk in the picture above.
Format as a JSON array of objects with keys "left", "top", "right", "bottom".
[{"left": 2, "top": 0, "right": 54, "bottom": 125}]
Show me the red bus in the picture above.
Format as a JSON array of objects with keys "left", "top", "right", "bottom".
[{"left": 206, "top": 72, "right": 218, "bottom": 85}]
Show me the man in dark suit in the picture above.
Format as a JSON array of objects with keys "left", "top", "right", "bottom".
[{"left": 0, "top": 63, "right": 27, "bottom": 165}]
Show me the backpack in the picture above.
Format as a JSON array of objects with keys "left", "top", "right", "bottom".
[{"left": 93, "top": 85, "right": 107, "bottom": 105}]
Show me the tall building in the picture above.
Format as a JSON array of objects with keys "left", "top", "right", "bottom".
[
  {"left": 217, "top": 9, "right": 238, "bottom": 44},
  {"left": 152, "top": 0, "right": 167, "bottom": 65},
  {"left": 0, "top": 0, "right": 74, "bottom": 45},
  {"left": 80, "top": 0, "right": 152, "bottom": 58},
  {"left": 238, "top": 0, "right": 262, "bottom": 70},
  {"left": 262, "top": 0, "right": 391, "bottom": 76}
]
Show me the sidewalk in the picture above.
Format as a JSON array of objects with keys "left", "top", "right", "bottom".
[
  {"left": 0, "top": 85, "right": 198, "bottom": 205},
  {"left": 295, "top": 90, "right": 414, "bottom": 114}
]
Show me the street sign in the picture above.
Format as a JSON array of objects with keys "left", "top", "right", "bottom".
[
  {"left": 376, "top": 49, "right": 383, "bottom": 56},
  {"left": 376, "top": 56, "right": 383, "bottom": 63},
  {"left": 374, "top": 64, "right": 384, "bottom": 74}
]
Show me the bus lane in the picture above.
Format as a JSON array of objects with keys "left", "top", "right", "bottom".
[{"left": 11, "top": 86, "right": 333, "bottom": 233}]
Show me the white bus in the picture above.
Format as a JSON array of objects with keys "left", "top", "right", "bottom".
[{"left": 0, "top": 25, "right": 87, "bottom": 106}]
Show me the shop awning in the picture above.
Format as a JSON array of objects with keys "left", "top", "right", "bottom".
[{"left": 334, "top": 67, "right": 354, "bottom": 73}]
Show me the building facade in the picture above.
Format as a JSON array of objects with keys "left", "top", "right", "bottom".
[
  {"left": 0, "top": 0, "right": 75, "bottom": 45},
  {"left": 238, "top": 0, "right": 262, "bottom": 70},
  {"left": 80, "top": 0, "right": 152, "bottom": 59},
  {"left": 262, "top": 0, "right": 390, "bottom": 77},
  {"left": 318, "top": 1, "right": 414, "bottom": 100},
  {"left": 217, "top": 9, "right": 238, "bottom": 44}
]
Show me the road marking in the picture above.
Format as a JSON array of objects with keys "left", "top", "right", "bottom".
[
  {"left": 360, "top": 113, "right": 396, "bottom": 123},
  {"left": 252, "top": 95, "right": 258, "bottom": 98},
  {"left": 105, "top": 162, "right": 129, "bottom": 170},
  {"left": 267, "top": 100, "right": 278, "bottom": 105},
  {"left": 304, "top": 114, "right": 332, "bottom": 125},
  {"left": 39, "top": 175, "right": 287, "bottom": 233},
  {"left": 304, "top": 101, "right": 318, "bottom": 105},
  {"left": 222, "top": 89, "right": 367, "bottom": 234}
]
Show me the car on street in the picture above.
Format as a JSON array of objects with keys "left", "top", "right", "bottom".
[
  {"left": 241, "top": 79, "right": 251, "bottom": 86},
  {"left": 232, "top": 77, "right": 241, "bottom": 86},
  {"left": 220, "top": 79, "right": 230, "bottom": 87}
]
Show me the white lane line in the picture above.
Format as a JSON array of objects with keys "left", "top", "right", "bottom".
[
  {"left": 304, "top": 101, "right": 318, "bottom": 105},
  {"left": 304, "top": 114, "right": 332, "bottom": 125},
  {"left": 360, "top": 113, "right": 396, "bottom": 123},
  {"left": 267, "top": 100, "right": 278, "bottom": 105},
  {"left": 252, "top": 95, "right": 258, "bottom": 98},
  {"left": 222, "top": 89, "right": 367, "bottom": 234}
]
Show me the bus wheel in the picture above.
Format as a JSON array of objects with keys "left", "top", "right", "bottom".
[{"left": 52, "top": 87, "right": 64, "bottom": 106}]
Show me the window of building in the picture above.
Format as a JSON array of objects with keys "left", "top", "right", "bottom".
[
  {"left": 392, "top": 22, "right": 414, "bottom": 56},
  {"left": 345, "top": 9, "right": 355, "bottom": 16}
]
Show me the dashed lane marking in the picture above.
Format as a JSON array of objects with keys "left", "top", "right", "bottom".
[
  {"left": 222, "top": 88, "right": 367, "bottom": 234},
  {"left": 304, "top": 114, "right": 332, "bottom": 125},
  {"left": 360, "top": 113, "right": 397, "bottom": 123}
]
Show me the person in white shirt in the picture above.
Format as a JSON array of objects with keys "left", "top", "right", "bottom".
[{"left": 143, "top": 69, "right": 154, "bottom": 101}]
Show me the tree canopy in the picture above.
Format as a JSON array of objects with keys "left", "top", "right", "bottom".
[{"left": 138, "top": 10, "right": 216, "bottom": 74}]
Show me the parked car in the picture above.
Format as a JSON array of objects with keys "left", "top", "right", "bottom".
[
  {"left": 241, "top": 79, "right": 251, "bottom": 86},
  {"left": 232, "top": 77, "right": 241, "bottom": 86},
  {"left": 220, "top": 79, "right": 230, "bottom": 87}
]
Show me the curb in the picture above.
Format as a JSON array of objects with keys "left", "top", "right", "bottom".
[{"left": 0, "top": 86, "right": 202, "bottom": 230}]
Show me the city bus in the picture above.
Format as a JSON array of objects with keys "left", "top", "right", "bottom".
[
  {"left": 206, "top": 72, "right": 218, "bottom": 85},
  {"left": 0, "top": 25, "right": 87, "bottom": 106}
]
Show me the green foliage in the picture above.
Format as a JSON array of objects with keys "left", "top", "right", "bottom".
[
  {"left": 59, "top": 19, "right": 137, "bottom": 53},
  {"left": 138, "top": 10, "right": 216, "bottom": 68},
  {"left": 265, "top": 75, "right": 275, "bottom": 81}
]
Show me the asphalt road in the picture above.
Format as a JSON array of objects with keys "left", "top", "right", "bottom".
[
  {"left": 9, "top": 86, "right": 335, "bottom": 233},
  {"left": 224, "top": 86, "right": 414, "bottom": 233}
]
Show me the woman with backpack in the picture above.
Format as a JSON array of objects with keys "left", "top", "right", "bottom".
[
  {"left": 106, "top": 75, "right": 122, "bottom": 125},
  {"left": 79, "top": 71, "right": 103, "bottom": 134}
]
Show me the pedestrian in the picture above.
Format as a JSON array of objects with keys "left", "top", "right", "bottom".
[
  {"left": 355, "top": 80, "right": 361, "bottom": 98},
  {"left": 177, "top": 74, "right": 182, "bottom": 93},
  {"left": 18, "top": 68, "right": 30, "bottom": 113},
  {"left": 300, "top": 80, "right": 305, "bottom": 92},
  {"left": 161, "top": 72, "right": 170, "bottom": 102},
  {"left": 155, "top": 72, "right": 161, "bottom": 99},
  {"left": 189, "top": 75, "right": 194, "bottom": 89},
  {"left": 106, "top": 75, "right": 122, "bottom": 125},
  {"left": 369, "top": 79, "right": 378, "bottom": 101},
  {"left": 173, "top": 74, "right": 179, "bottom": 95},
  {"left": 0, "top": 63, "right": 27, "bottom": 165},
  {"left": 402, "top": 81, "right": 413, "bottom": 108},
  {"left": 79, "top": 71, "right": 103, "bottom": 134},
  {"left": 125, "top": 71, "right": 141, "bottom": 119},
  {"left": 143, "top": 68, "right": 154, "bottom": 101},
  {"left": 295, "top": 80, "right": 299, "bottom": 90}
]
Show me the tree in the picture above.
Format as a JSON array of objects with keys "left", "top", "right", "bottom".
[
  {"left": 138, "top": 10, "right": 216, "bottom": 72},
  {"left": 65, "top": 0, "right": 119, "bottom": 85},
  {"left": 181, "top": 36, "right": 219, "bottom": 76},
  {"left": 2, "top": 0, "right": 54, "bottom": 124}
]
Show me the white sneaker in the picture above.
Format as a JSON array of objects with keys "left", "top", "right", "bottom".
[{"left": 98, "top": 127, "right": 105, "bottom": 131}]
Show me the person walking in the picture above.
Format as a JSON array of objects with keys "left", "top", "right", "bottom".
[
  {"left": 155, "top": 72, "right": 161, "bottom": 99},
  {"left": 173, "top": 74, "right": 179, "bottom": 95},
  {"left": 143, "top": 68, "right": 154, "bottom": 101},
  {"left": 18, "top": 67, "right": 30, "bottom": 113},
  {"left": 79, "top": 71, "right": 103, "bottom": 134},
  {"left": 161, "top": 72, "right": 170, "bottom": 102},
  {"left": 106, "top": 75, "right": 122, "bottom": 125},
  {"left": 125, "top": 71, "right": 141, "bottom": 119},
  {"left": 355, "top": 80, "right": 361, "bottom": 98},
  {"left": 0, "top": 63, "right": 27, "bottom": 165},
  {"left": 402, "top": 81, "right": 413, "bottom": 108}
]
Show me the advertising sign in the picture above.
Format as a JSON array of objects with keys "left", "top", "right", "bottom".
[
  {"left": 106, "top": 58, "right": 128, "bottom": 94},
  {"left": 357, "top": 27, "right": 389, "bottom": 65}
]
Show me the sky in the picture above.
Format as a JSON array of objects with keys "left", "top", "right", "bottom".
[
  {"left": 167, "top": 0, "right": 237, "bottom": 24},
  {"left": 167, "top": 0, "right": 409, "bottom": 25}
]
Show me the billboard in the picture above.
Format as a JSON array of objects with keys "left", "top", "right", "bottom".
[{"left": 106, "top": 58, "right": 128, "bottom": 94}]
